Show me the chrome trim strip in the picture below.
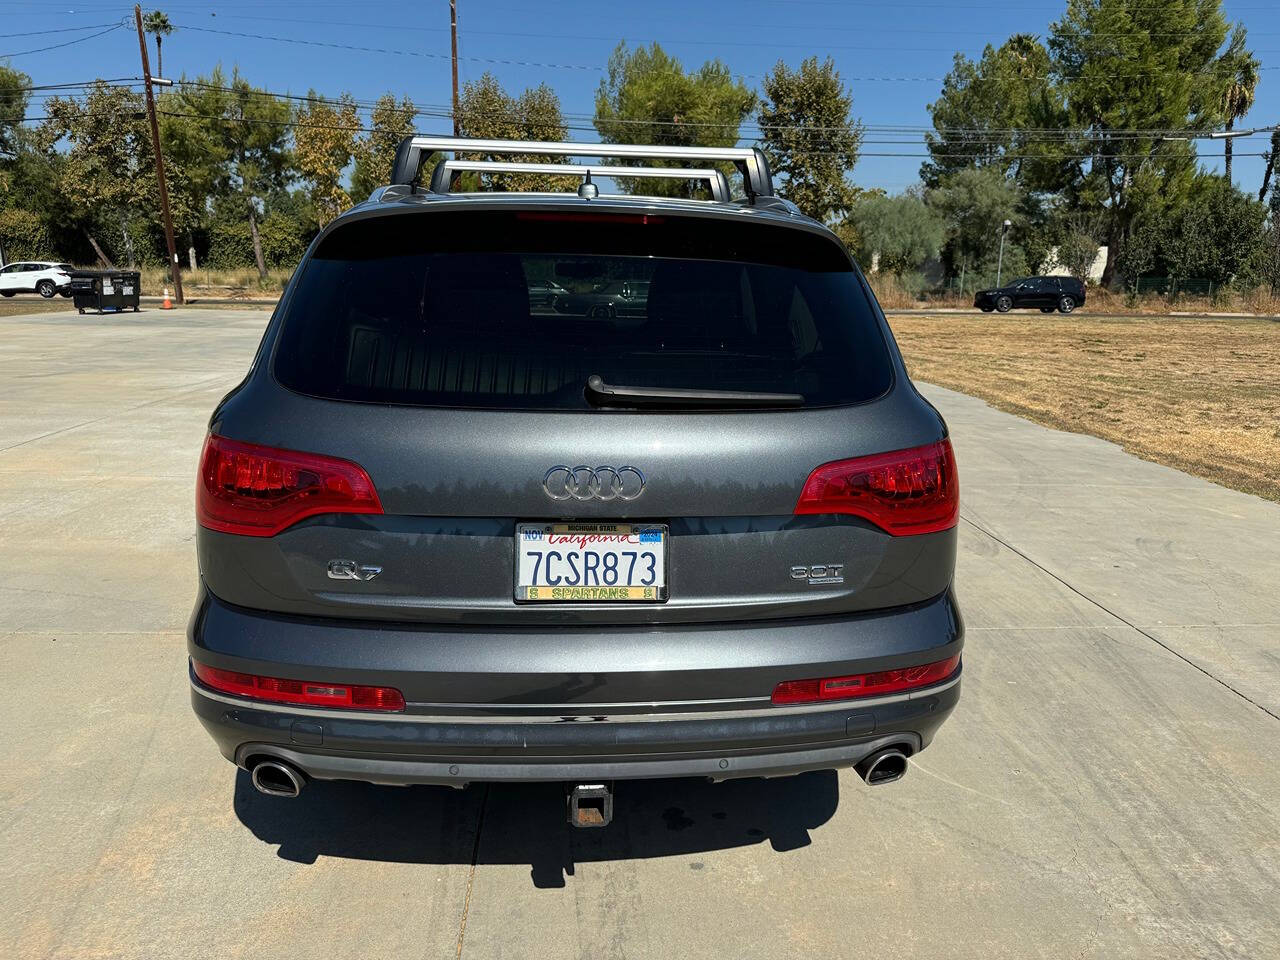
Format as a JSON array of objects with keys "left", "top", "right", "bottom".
[{"left": 190, "top": 675, "right": 959, "bottom": 724}]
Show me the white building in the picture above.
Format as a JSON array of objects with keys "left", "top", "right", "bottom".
[{"left": 1042, "top": 245, "right": 1108, "bottom": 284}]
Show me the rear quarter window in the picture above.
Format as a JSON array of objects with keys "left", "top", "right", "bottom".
[{"left": 272, "top": 209, "right": 894, "bottom": 410}]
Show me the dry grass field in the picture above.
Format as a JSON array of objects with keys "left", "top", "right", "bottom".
[
  {"left": 138, "top": 265, "right": 293, "bottom": 299},
  {"left": 0, "top": 297, "right": 77, "bottom": 317},
  {"left": 868, "top": 273, "right": 1280, "bottom": 315},
  {"left": 890, "top": 312, "right": 1280, "bottom": 501}
]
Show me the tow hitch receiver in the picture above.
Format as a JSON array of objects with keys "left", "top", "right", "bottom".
[{"left": 567, "top": 782, "right": 613, "bottom": 828}]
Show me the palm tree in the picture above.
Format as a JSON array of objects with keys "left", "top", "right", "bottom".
[
  {"left": 1218, "top": 28, "right": 1260, "bottom": 183},
  {"left": 141, "top": 10, "right": 174, "bottom": 79}
]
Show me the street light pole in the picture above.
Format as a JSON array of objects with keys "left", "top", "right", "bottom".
[
  {"left": 134, "top": 4, "right": 183, "bottom": 305},
  {"left": 996, "top": 219, "right": 1012, "bottom": 287}
]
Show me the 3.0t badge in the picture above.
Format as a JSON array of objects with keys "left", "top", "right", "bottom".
[{"left": 791, "top": 564, "right": 845, "bottom": 585}]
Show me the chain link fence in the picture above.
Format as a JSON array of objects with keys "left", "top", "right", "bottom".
[{"left": 1132, "top": 277, "right": 1217, "bottom": 298}]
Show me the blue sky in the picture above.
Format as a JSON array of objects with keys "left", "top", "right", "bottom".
[{"left": 5, "top": 0, "right": 1279, "bottom": 195}]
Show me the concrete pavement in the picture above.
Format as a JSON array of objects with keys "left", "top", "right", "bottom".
[{"left": 1, "top": 307, "right": 1277, "bottom": 959}]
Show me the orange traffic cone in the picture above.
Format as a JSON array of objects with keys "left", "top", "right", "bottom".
[{"left": 161, "top": 287, "right": 172, "bottom": 310}]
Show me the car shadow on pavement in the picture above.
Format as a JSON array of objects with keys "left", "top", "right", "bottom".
[{"left": 233, "top": 769, "right": 840, "bottom": 888}]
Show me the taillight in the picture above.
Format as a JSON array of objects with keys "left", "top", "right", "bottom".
[
  {"left": 197, "top": 434, "right": 382, "bottom": 537},
  {"left": 192, "top": 661, "right": 405, "bottom": 711},
  {"left": 771, "top": 654, "right": 960, "bottom": 705},
  {"left": 794, "top": 439, "right": 958, "bottom": 535}
]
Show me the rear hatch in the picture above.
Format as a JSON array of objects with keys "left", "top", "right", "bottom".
[{"left": 200, "top": 205, "right": 955, "bottom": 627}]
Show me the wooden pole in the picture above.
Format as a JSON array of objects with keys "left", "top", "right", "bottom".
[
  {"left": 450, "top": 0, "right": 460, "bottom": 136},
  {"left": 135, "top": 4, "right": 183, "bottom": 304}
]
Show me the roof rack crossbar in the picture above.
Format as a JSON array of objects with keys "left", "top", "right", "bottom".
[
  {"left": 390, "top": 136, "right": 773, "bottom": 200},
  {"left": 430, "top": 159, "right": 731, "bottom": 202}
]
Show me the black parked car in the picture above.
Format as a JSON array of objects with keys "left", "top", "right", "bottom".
[
  {"left": 552, "top": 279, "right": 651, "bottom": 319},
  {"left": 974, "top": 275, "right": 1085, "bottom": 314}
]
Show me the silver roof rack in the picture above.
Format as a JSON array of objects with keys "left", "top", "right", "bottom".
[
  {"left": 430, "top": 159, "right": 731, "bottom": 202},
  {"left": 390, "top": 136, "right": 773, "bottom": 201}
]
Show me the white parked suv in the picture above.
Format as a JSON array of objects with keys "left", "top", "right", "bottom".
[{"left": 0, "top": 261, "right": 74, "bottom": 298}]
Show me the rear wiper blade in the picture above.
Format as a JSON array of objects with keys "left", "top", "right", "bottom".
[{"left": 584, "top": 374, "right": 804, "bottom": 409}]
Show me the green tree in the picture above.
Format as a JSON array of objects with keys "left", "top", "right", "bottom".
[
  {"left": 1048, "top": 0, "right": 1238, "bottom": 285},
  {"left": 351, "top": 93, "right": 417, "bottom": 200},
  {"left": 1, "top": 63, "right": 30, "bottom": 160},
  {"left": 1116, "top": 210, "right": 1165, "bottom": 293},
  {"left": 927, "top": 166, "right": 1032, "bottom": 290},
  {"left": 142, "top": 10, "right": 174, "bottom": 79},
  {"left": 1166, "top": 175, "right": 1267, "bottom": 287},
  {"left": 1214, "top": 27, "right": 1261, "bottom": 182},
  {"left": 293, "top": 92, "right": 358, "bottom": 228},
  {"left": 1118, "top": 175, "right": 1267, "bottom": 292},
  {"left": 1, "top": 64, "right": 33, "bottom": 263},
  {"left": 38, "top": 82, "right": 156, "bottom": 266},
  {"left": 594, "top": 42, "right": 755, "bottom": 198},
  {"left": 164, "top": 71, "right": 295, "bottom": 275},
  {"left": 0, "top": 208, "right": 51, "bottom": 261},
  {"left": 922, "top": 34, "right": 1065, "bottom": 189},
  {"left": 1255, "top": 207, "right": 1280, "bottom": 296},
  {"left": 846, "top": 192, "right": 945, "bottom": 276},
  {"left": 456, "top": 74, "right": 572, "bottom": 192},
  {"left": 1049, "top": 217, "right": 1101, "bottom": 283},
  {"left": 2, "top": 66, "right": 81, "bottom": 264},
  {"left": 757, "top": 56, "right": 863, "bottom": 221},
  {"left": 159, "top": 78, "right": 227, "bottom": 267}
]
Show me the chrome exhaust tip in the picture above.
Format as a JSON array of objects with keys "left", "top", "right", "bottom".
[
  {"left": 250, "top": 759, "right": 306, "bottom": 798},
  {"left": 856, "top": 749, "right": 908, "bottom": 786}
]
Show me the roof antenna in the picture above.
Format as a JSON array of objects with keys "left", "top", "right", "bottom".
[{"left": 577, "top": 170, "right": 598, "bottom": 200}]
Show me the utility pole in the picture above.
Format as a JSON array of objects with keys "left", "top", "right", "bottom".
[
  {"left": 134, "top": 4, "right": 183, "bottom": 305},
  {"left": 996, "top": 219, "right": 1012, "bottom": 288},
  {"left": 450, "top": 0, "right": 460, "bottom": 135}
]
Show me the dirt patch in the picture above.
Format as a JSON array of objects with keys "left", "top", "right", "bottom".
[{"left": 889, "top": 312, "right": 1280, "bottom": 501}]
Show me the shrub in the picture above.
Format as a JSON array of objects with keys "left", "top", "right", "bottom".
[
  {"left": 0, "top": 207, "right": 52, "bottom": 260},
  {"left": 207, "top": 213, "right": 312, "bottom": 271}
]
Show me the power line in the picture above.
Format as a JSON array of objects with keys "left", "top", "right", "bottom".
[
  {"left": 164, "top": 22, "right": 1280, "bottom": 84},
  {"left": 177, "top": 24, "right": 602, "bottom": 73},
  {"left": 0, "top": 21, "right": 122, "bottom": 37},
  {"left": 159, "top": 79, "right": 1280, "bottom": 142},
  {"left": 10, "top": 78, "right": 143, "bottom": 94},
  {"left": 24, "top": 76, "right": 1277, "bottom": 147},
  {"left": 134, "top": 11, "right": 1280, "bottom": 42},
  {"left": 0, "top": 22, "right": 126, "bottom": 59}
]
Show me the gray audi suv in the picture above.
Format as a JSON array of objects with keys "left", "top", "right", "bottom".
[{"left": 189, "top": 137, "right": 962, "bottom": 824}]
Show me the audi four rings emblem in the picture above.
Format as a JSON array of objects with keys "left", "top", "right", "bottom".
[{"left": 543, "top": 465, "right": 646, "bottom": 501}]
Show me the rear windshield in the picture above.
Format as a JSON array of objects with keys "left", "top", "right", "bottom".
[{"left": 273, "top": 210, "right": 893, "bottom": 410}]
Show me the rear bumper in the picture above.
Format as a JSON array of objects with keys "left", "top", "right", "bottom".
[
  {"left": 188, "top": 586, "right": 962, "bottom": 785},
  {"left": 193, "top": 678, "right": 958, "bottom": 785}
]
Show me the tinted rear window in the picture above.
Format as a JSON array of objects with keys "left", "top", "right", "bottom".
[{"left": 273, "top": 210, "right": 893, "bottom": 410}]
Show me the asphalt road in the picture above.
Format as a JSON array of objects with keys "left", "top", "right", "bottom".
[{"left": 2, "top": 308, "right": 1277, "bottom": 960}]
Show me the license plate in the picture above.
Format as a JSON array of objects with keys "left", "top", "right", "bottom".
[{"left": 515, "top": 522, "right": 667, "bottom": 602}]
